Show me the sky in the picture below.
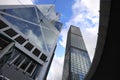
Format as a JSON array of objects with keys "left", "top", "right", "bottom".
[{"left": 0, "top": 0, "right": 100, "bottom": 80}]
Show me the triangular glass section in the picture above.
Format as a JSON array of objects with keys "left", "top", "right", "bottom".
[
  {"left": 36, "top": 8, "right": 57, "bottom": 31},
  {"left": 42, "top": 27, "right": 57, "bottom": 52},
  {"left": 2, "top": 14, "right": 47, "bottom": 52},
  {"left": 2, "top": 7, "right": 38, "bottom": 24}
]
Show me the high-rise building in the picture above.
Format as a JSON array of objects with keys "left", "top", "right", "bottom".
[
  {"left": 62, "top": 25, "right": 91, "bottom": 80},
  {"left": 0, "top": 5, "right": 62, "bottom": 80}
]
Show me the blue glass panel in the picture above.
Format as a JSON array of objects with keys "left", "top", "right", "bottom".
[
  {"left": 54, "top": 21, "right": 62, "bottom": 32},
  {"left": 2, "top": 14, "right": 47, "bottom": 52},
  {"left": 3, "top": 7, "right": 38, "bottom": 23}
]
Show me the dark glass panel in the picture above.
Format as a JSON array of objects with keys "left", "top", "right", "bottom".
[
  {"left": 20, "top": 58, "right": 30, "bottom": 70},
  {"left": 24, "top": 42, "right": 34, "bottom": 51},
  {"left": 40, "top": 54, "right": 47, "bottom": 62},
  {"left": 0, "top": 37, "right": 10, "bottom": 50},
  {"left": 4, "top": 28, "right": 18, "bottom": 37},
  {"left": 26, "top": 61, "right": 36, "bottom": 74},
  {"left": 0, "top": 20, "right": 8, "bottom": 29},
  {"left": 15, "top": 36, "right": 26, "bottom": 44},
  {"left": 32, "top": 48, "right": 41, "bottom": 57}
]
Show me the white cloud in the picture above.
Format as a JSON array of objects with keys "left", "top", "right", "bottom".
[
  {"left": 47, "top": 55, "right": 64, "bottom": 80},
  {"left": 0, "top": 0, "right": 33, "bottom": 5}
]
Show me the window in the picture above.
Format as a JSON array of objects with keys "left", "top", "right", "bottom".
[
  {"left": 0, "top": 37, "right": 10, "bottom": 50},
  {"left": 4, "top": 28, "right": 18, "bottom": 37},
  {"left": 15, "top": 36, "right": 26, "bottom": 44},
  {"left": 26, "top": 61, "right": 36, "bottom": 74},
  {"left": 40, "top": 54, "right": 47, "bottom": 62},
  {"left": 0, "top": 20, "right": 8, "bottom": 29},
  {"left": 32, "top": 48, "right": 41, "bottom": 57},
  {"left": 20, "top": 58, "right": 30, "bottom": 70},
  {"left": 24, "top": 42, "right": 34, "bottom": 51},
  {"left": 13, "top": 55, "right": 24, "bottom": 66}
]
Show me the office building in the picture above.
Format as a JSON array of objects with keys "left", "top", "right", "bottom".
[
  {"left": 0, "top": 5, "right": 62, "bottom": 80},
  {"left": 62, "top": 25, "right": 91, "bottom": 80}
]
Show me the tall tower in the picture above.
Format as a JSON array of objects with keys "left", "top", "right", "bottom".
[
  {"left": 0, "top": 5, "right": 62, "bottom": 80},
  {"left": 62, "top": 25, "right": 91, "bottom": 80}
]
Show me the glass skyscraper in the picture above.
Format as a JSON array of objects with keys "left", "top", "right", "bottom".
[
  {"left": 0, "top": 5, "right": 62, "bottom": 80},
  {"left": 62, "top": 25, "right": 91, "bottom": 80}
]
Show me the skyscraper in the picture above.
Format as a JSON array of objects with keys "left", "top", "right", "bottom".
[
  {"left": 62, "top": 25, "right": 91, "bottom": 80},
  {"left": 0, "top": 5, "right": 62, "bottom": 80}
]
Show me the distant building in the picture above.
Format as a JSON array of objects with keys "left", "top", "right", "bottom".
[
  {"left": 0, "top": 5, "right": 62, "bottom": 80},
  {"left": 62, "top": 25, "right": 91, "bottom": 80}
]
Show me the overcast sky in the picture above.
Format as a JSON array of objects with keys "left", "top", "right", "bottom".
[{"left": 0, "top": 0, "right": 100, "bottom": 80}]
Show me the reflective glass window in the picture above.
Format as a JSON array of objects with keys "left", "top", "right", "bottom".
[
  {"left": 3, "top": 7, "right": 38, "bottom": 23},
  {"left": 42, "top": 28, "right": 57, "bottom": 51},
  {"left": 37, "top": 8, "right": 59, "bottom": 33}
]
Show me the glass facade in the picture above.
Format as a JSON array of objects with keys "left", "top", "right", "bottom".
[
  {"left": 62, "top": 26, "right": 91, "bottom": 80},
  {"left": 0, "top": 6, "right": 62, "bottom": 53},
  {"left": 70, "top": 48, "right": 91, "bottom": 80}
]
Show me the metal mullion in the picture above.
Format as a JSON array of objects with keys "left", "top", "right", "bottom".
[
  {"left": 9, "top": 54, "right": 21, "bottom": 65},
  {"left": 34, "top": 6, "right": 39, "bottom": 24},
  {"left": 39, "top": 23, "right": 49, "bottom": 52},
  {"left": 24, "top": 61, "right": 32, "bottom": 72},
  {"left": 17, "top": 58, "right": 26, "bottom": 69}
]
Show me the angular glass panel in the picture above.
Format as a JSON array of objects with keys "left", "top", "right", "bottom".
[
  {"left": 2, "top": 7, "right": 38, "bottom": 23},
  {"left": 42, "top": 28, "right": 57, "bottom": 51},
  {"left": 54, "top": 21, "right": 62, "bottom": 32},
  {"left": 2, "top": 14, "right": 47, "bottom": 52},
  {"left": 36, "top": 8, "right": 59, "bottom": 33}
]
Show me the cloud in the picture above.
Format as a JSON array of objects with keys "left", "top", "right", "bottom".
[
  {"left": 47, "top": 55, "right": 64, "bottom": 80},
  {"left": 59, "top": 0, "right": 99, "bottom": 61},
  {"left": 0, "top": 0, "right": 33, "bottom": 5}
]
